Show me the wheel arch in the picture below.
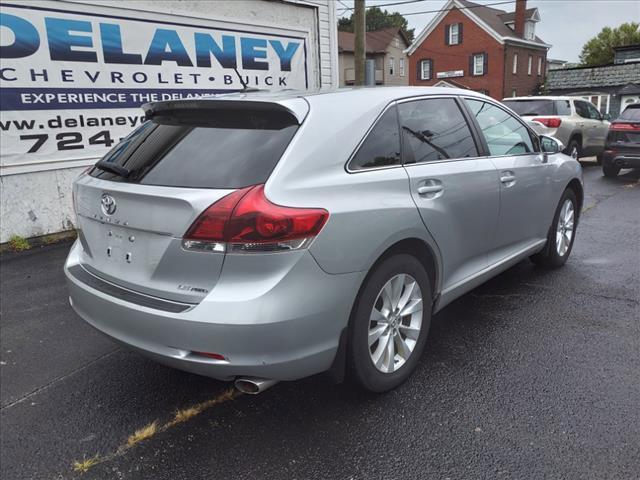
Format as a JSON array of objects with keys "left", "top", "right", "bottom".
[{"left": 330, "top": 237, "right": 439, "bottom": 384}]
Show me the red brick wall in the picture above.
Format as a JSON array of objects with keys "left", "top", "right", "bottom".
[
  {"left": 408, "top": 8, "right": 505, "bottom": 99},
  {"left": 502, "top": 44, "right": 547, "bottom": 98}
]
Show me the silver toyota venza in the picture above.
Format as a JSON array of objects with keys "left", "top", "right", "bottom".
[{"left": 65, "top": 88, "right": 583, "bottom": 393}]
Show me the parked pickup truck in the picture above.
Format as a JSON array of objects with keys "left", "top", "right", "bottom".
[{"left": 503, "top": 96, "right": 610, "bottom": 162}]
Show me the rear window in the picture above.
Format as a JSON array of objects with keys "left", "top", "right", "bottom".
[
  {"left": 503, "top": 99, "right": 556, "bottom": 116},
  {"left": 90, "top": 108, "right": 299, "bottom": 189},
  {"left": 619, "top": 105, "right": 640, "bottom": 121}
]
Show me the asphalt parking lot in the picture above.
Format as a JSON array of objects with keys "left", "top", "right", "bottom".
[{"left": 1, "top": 164, "right": 639, "bottom": 480}]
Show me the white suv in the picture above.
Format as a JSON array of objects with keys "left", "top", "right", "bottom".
[{"left": 503, "top": 96, "right": 610, "bottom": 162}]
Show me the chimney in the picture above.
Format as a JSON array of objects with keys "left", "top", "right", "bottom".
[{"left": 514, "top": 0, "right": 526, "bottom": 37}]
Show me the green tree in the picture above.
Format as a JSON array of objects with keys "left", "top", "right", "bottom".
[
  {"left": 579, "top": 22, "right": 640, "bottom": 66},
  {"left": 338, "top": 6, "right": 415, "bottom": 42}
]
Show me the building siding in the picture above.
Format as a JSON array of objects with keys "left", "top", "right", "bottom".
[{"left": 503, "top": 44, "right": 547, "bottom": 98}]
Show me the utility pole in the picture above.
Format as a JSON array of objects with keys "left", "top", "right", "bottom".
[{"left": 354, "top": 0, "right": 365, "bottom": 86}]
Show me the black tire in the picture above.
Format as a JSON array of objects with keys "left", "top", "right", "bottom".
[
  {"left": 602, "top": 163, "right": 620, "bottom": 178},
  {"left": 530, "top": 189, "right": 578, "bottom": 269},
  {"left": 348, "top": 254, "right": 432, "bottom": 392},
  {"left": 565, "top": 139, "right": 581, "bottom": 161}
]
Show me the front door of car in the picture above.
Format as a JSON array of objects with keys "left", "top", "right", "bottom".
[
  {"left": 463, "top": 98, "right": 554, "bottom": 264},
  {"left": 398, "top": 97, "right": 500, "bottom": 290}
]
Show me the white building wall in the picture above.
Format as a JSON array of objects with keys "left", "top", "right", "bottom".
[{"left": 0, "top": 0, "right": 338, "bottom": 243}]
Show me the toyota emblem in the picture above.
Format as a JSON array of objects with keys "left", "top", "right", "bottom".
[{"left": 100, "top": 193, "right": 117, "bottom": 216}]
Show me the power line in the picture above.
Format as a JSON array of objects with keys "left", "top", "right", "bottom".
[
  {"left": 338, "top": 0, "right": 432, "bottom": 12},
  {"left": 338, "top": 0, "right": 516, "bottom": 17},
  {"left": 402, "top": 0, "right": 515, "bottom": 16}
]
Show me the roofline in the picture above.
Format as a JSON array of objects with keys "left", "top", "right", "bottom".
[
  {"left": 407, "top": 0, "right": 549, "bottom": 56},
  {"left": 547, "top": 60, "right": 640, "bottom": 71}
]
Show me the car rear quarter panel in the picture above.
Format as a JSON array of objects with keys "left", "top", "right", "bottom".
[{"left": 264, "top": 95, "right": 443, "bottom": 285}]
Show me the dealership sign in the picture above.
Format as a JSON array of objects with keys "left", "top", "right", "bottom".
[{"left": 0, "top": 2, "right": 308, "bottom": 173}]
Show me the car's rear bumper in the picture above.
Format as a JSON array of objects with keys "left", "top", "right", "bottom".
[
  {"left": 65, "top": 241, "right": 363, "bottom": 381},
  {"left": 603, "top": 150, "right": 640, "bottom": 169}
]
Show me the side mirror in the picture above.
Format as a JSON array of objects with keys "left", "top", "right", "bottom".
[
  {"left": 602, "top": 113, "right": 611, "bottom": 121},
  {"left": 540, "top": 135, "right": 562, "bottom": 154}
]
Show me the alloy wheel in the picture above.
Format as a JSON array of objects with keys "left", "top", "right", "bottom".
[
  {"left": 368, "top": 274, "right": 423, "bottom": 373},
  {"left": 556, "top": 198, "right": 575, "bottom": 256}
]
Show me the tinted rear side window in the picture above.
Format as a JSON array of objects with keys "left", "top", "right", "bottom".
[
  {"left": 619, "top": 106, "right": 640, "bottom": 121},
  {"left": 503, "top": 99, "right": 555, "bottom": 116},
  {"left": 555, "top": 100, "right": 571, "bottom": 115},
  {"left": 90, "top": 108, "right": 298, "bottom": 189},
  {"left": 398, "top": 98, "right": 478, "bottom": 163},
  {"left": 349, "top": 105, "right": 401, "bottom": 170}
]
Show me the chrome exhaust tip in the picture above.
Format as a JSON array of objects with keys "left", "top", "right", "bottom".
[{"left": 234, "top": 377, "right": 278, "bottom": 395}]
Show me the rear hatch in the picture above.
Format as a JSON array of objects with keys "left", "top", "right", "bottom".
[
  {"left": 74, "top": 98, "right": 306, "bottom": 303},
  {"left": 607, "top": 104, "right": 640, "bottom": 154},
  {"left": 502, "top": 98, "right": 571, "bottom": 133}
]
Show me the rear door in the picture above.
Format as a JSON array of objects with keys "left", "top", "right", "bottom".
[
  {"left": 463, "top": 98, "right": 553, "bottom": 263},
  {"left": 575, "top": 100, "right": 606, "bottom": 150},
  {"left": 75, "top": 101, "right": 301, "bottom": 303},
  {"left": 399, "top": 97, "right": 499, "bottom": 289}
]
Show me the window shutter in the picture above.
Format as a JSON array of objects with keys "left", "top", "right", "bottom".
[
  {"left": 444, "top": 25, "right": 450, "bottom": 45},
  {"left": 483, "top": 53, "right": 488, "bottom": 76},
  {"left": 469, "top": 55, "right": 474, "bottom": 76},
  {"left": 458, "top": 23, "right": 463, "bottom": 44},
  {"left": 429, "top": 60, "right": 433, "bottom": 80}
]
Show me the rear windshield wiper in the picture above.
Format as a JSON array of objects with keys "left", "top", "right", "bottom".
[{"left": 95, "top": 160, "right": 130, "bottom": 178}]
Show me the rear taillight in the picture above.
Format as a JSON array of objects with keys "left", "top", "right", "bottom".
[
  {"left": 610, "top": 122, "right": 640, "bottom": 131},
  {"left": 183, "top": 184, "right": 329, "bottom": 254},
  {"left": 533, "top": 117, "right": 562, "bottom": 128}
]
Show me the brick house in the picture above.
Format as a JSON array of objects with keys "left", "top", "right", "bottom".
[
  {"left": 406, "top": 0, "right": 550, "bottom": 100},
  {"left": 338, "top": 28, "right": 411, "bottom": 86}
]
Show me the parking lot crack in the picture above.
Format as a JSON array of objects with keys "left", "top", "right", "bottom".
[{"left": 0, "top": 348, "right": 119, "bottom": 410}]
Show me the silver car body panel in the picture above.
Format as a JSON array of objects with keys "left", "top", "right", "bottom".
[{"left": 66, "top": 87, "right": 583, "bottom": 381}]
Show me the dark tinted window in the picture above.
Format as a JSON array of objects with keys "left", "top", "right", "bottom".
[
  {"left": 555, "top": 100, "right": 571, "bottom": 115},
  {"left": 503, "top": 99, "right": 555, "bottom": 116},
  {"left": 90, "top": 108, "right": 298, "bottom": 189},
  {"left": 574, "top": 101, "right": 592, "bottom": 119},
  {"left": 349, "top": 105, "right": 401, "bottom": 170},
  {"left": 398, "top": 98, "right": 478, "bottom": 163},
  {"left": 619, "top": 105, "right": 640, "bottom": 121},
  {"left": 466, "top": 99, "right": 536, "bottom": 155}
]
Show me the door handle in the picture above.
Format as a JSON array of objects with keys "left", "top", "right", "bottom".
[
  {"left": 500, "top": 172, "right": 516, "bottom": 184},
  {"left": 417, "top": 185, "right": 443, "bottom": 195}
]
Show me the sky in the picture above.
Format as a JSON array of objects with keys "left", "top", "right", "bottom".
[{"left": 336, "top": 0, "right": 640, "bottom": 62}]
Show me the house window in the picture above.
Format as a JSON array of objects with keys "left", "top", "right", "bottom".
[
  {"left": 512, "top": 53, "right": 518, "bottom": 74},
  {"left": 389, "top": 57, "right": 394, "bottom": 75},
  {"left": 537, "top": 57, "right": 542, "bottom": 76},
  {"left": 512, "top": 88, "right": 517, "bottom": 97},
  {"left": 473, "top": 53, "right": 485, "bottom": 75},
  {"left": 528, "top": 55, "right": 533, "bottom": 75},
  {"left": 524, "top": 21, "right": 535, "bottom": 40},
  {"left": 394, "top": 38, "right": 399, "bottom": 48},
  {"left": 420, "top": 59, "right": 432, "bottom": 80},
  {"left": 400, "top": 58, "right": 405, "bottom": 76},
  {"left": 449, "top": 23, "right": 460, "bottom": 45}
]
